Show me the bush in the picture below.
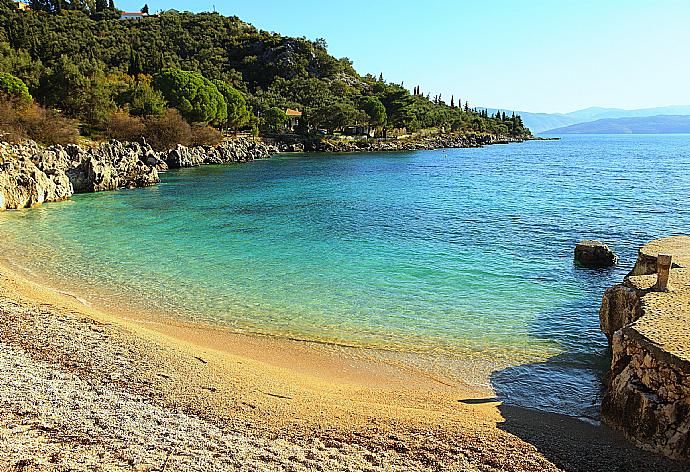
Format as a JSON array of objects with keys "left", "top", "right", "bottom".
[
  {"left": 0, "top": 72, "right": 32, "bottom": 107},
  {"left": 0, "top": 98, "right": 79, "bottom": 146},
  {"left": 143, "top": 109, "right": 192, "bottom": 151},
  {"left": 190, "top": 123, "right": 222, "bottom": 147},
  {"left": 102, "top": 110, "right": 146, "bottom": 142},
  {"left": 19, "top": 104, "right": 80, "bottom": 146}
]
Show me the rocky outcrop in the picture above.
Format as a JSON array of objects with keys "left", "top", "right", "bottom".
[
  {"left": 0, "top": 139, "right": 277, "bottom": 210},
  {"left": 575, "top": 240, "right": 618, "bottom": 268},
  {"left": 599, "top": 236, "right": 690, "bottom": 461},
  {"left": 274, "top": 133, "right": 525, "bottom": 153},
  {"left": 162, "top": 140, "right": 275, "bottom": 169}
]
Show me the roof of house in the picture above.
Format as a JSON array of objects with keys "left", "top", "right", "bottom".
[
  {"left": 121, "top": 12, "right": 145, "bottom": 16},
  {"left": 285, "top": 108, "right": 302, "bottom": 117}
]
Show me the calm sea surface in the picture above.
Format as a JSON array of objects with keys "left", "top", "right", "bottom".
[{"left": 2, "top": 134, "right": 689, "bottom": 417}]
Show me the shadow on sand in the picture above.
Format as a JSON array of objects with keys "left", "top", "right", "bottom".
[{"left": 481, "top": 357, "right": 688, "bottom": 472}]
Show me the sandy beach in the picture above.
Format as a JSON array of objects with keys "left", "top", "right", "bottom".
[{"left": 0, "top": 260, "right": 686, "bottom": 471}]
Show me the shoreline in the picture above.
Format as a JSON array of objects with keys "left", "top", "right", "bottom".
[{"left": 0, "top": 256, "right": 685, "bottom": 470}]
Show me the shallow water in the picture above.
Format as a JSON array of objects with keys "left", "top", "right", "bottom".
[{"left": 2, "top": 134, "right": 689, "bottom": 417}]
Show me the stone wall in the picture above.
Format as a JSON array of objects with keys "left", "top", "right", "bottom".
[{"left": 599, "top": 237, "right": 690, "bottom": 460}]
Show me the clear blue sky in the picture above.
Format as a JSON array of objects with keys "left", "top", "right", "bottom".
[{"left": 118, "top": 0, "right": 690, "bottom": 113}]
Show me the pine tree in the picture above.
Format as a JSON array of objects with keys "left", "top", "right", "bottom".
[
  {"left": 450, "top": 95, "right": 454, "bottom": 108},
  {"left": 502, "top": 111, "right": 506, "bottom": 121},
  {"left": 464, "top": 102, "right": 469, "bottom": 113},
  {"left": 96, "top": 0, "right": 108, "bottom": 12},
  {"left": 142, "top": 3, "right": 149, "bottom": 14},
  {"left": 108, "top": 0, "right": 115, "bottom": 9},
  {"left": 378, "top": 73, "right": 384, "bottom": 83}
]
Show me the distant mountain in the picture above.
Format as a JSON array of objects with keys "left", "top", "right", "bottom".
[
  {"left": 483, "top": 109, "right": 577, "bottom": 134},
  {"left": 564, "top": 105, "right": 690, "bottom": 122},
  {"left": 541, "top": 115, "right": 690, "bottom": 134},
  {"left": 482, "top": 105, "right": 690, "bottom": 134}
]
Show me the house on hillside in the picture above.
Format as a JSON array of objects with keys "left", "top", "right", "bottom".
[
  {"left": 285, "top": 108, "right": 302, "bottom": 131},
  {"left": 14, "top": 1, "right": 30, "bottom": 11},
  {"left": 120, "top": 11, "right": 146, "bottom": 20}
]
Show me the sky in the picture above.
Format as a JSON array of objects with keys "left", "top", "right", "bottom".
[{"left": 118, "top": 0, "right": 690, "bottom": 113}]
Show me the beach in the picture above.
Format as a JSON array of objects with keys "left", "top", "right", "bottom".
[{"left": 1, "top": 260, "right": 684, "bottom": 471}]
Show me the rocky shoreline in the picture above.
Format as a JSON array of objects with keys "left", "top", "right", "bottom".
[
  {"left": 274, "top": 133, "right": 535, "bottom": 153},
  {"left": 599, "top": 236, "right": 690, "bottom": 461},
  {"left": 0, "top": 139, "right": 276, "bottom": 210},
  {"left": 0, "top": 133, "right": 546, "bottom": 211}
]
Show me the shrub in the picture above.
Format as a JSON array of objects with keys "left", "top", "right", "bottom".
[
  {"left": 190, "top": 123, "right": 222, "bottom": 147},
  {"left": 0, "top": 72, "right": 32, "bottom": 106},
  {"left": 102, "top": 110, "right": 146, "bottom": 142},
  {"left": 0, "top": 98, "right": 80, "bottom": 146},
  {"left": 19, "top": 104, "right": 80, "bottom": 146},
  {"left": 143, "top": 109, "right": 192, "bottom": 150}
]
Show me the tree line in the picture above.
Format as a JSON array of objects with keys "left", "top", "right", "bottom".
[{"left": 0, "top": 0, "right": 530, "bottom": 148}]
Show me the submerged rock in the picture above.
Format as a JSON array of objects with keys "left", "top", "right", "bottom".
[{"left": 574, "top": 240, "right": 618, "bottom": 268}]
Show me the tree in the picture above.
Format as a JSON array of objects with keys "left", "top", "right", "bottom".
[
  {"left": 359, "top": 95, "right": 386, "bottom": 135},
  {"left": 0, "top": 72, "right": 32, "bottom": 107},
  {"left": 261, "top": 106, "right": 287, "bottom": 133},
  {"left": 154, "top": 68, "right": 227, "bottom": 124},
  {"left": 212, "top": 79, "right": 250, "bottom": 130},
  {"left": 37, "top": 55, "right": 116, "bottom": 124},
  {"left": 308, "top": 101, "right": 363, "bottom": 135},
  {"left": 120, "top": 79, "right": 166, "bottom": 117},
  {"left": 95, "top": 0, "right": 108, "bottom": 12},
  {"left": 450, "top": 95, "right": 455, "bottom": 108},
  {"left": 109, "top": 0, "right": 115, "bottom": 9},
  {"left": 142, "top": 4, "right": 149, "bottom": 14},
  {"left": 374, "top": 84, "right": 414, "bottom": 130}
]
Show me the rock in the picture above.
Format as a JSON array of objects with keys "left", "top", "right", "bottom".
[
  {"left": 574, "top": 240, "right": 618, "bottom": 268},
  {"left": 599, "top": 236, "right": 690, "bottom": 461},
  {"left": 0, "top": 138, "right": 276, "bottom": 210}
]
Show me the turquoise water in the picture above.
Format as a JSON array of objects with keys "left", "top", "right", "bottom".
[{"left": 2, "top": 135, "right": 689, "bottom": 416}]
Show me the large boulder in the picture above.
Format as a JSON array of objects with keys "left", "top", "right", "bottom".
[
  {"left": 0, "top": 157, "right": 72, "bottom": 209},
  {"left": 574, "top": 240, "right": 618, "bottom": 268}
]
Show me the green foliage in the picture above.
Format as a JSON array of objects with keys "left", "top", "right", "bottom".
[
  {"left": 119, "top": 78, "right": 166, "bottom": 117},
  {"left": 0, "top": 71, "right": 32, "bottom": 105},
  {"left": 0, "top": 1, "right": 531, "bottom": 138},
  {"left": 308, "top": 102, "right": 366, "bottom": 135},
  {"left": 0, "top": 43, "right": 42, "bottom": 90},
  {"left": 154, "top": 68, "right": 227, "bottom": 124},
  {"left": 260, "top": 107, "right": 287, "bottom": 133},
  {"left": 359, "top": 95, "right": 386, "bottom": 128},
  {"left": 212, "top": 79, "right": 250, "bottom": 129}
]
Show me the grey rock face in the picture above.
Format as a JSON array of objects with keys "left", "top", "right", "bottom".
[{"left": 0, "top": 138, "right": 276, "bottom": 210}]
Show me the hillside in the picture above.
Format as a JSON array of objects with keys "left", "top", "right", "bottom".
[
  {"left": 0, "top": 0, "right": 529, "bottom": 147},
  {"left": 542, "top": 115, "right": 690, "bottom": 134}
]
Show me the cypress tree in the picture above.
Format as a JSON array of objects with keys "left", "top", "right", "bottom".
[{"left": 450, "top": 95, "right": 454, "bottom": 108}]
